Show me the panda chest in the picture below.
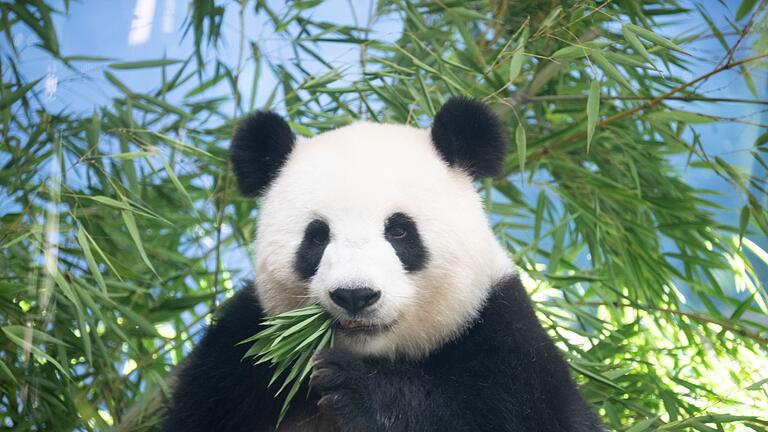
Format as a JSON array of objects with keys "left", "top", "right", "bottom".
[{"left": 274, "top": 409, "right": 340, "bottom": 432}]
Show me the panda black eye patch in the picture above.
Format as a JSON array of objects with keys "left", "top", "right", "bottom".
[
  {"left": 295, "top": 219, "right": 330, "bottom": 280},
  {"left": 384, "top": 212, "right": 428, "bottom": 272}
]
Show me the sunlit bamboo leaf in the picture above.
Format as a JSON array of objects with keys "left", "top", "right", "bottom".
[
  {"left": 569, "top": 362, "right": 624, "bottom": 391},
  {"left": 730, "top": 293, "right": 755, "bottom": 320},
  {"left": 747, "top": 377, "right": 768, "bottom": 391}
]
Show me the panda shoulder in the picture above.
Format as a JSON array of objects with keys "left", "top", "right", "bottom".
[
  {"left": 187, "top": 284, "right": 265, "bottom": 362},
  {"left": 439, "top": 275, "right": 543, "bottom": 354},
  {"left": 474, "top": 275, "right": 544, "bottom": 338}
]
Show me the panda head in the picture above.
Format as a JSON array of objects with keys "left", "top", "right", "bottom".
[{"left": 231, "top": 98, "right": 514, "bottom": 359}]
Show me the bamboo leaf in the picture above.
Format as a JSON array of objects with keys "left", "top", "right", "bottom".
[
  {"left": 586, "top": 80, "right": 600, "bottom": 153},
  {"left": 622, "top": 26, "right": 654, "bottom": 66},
  {"left": 624, "top": 23, "right": 688, "bottom": 54},
  {"left": 2, "top": 325, "right": 71, "bottom": 348},
  {"left": 539, "top": 7, "right": 562, "bottom": 30},
  {"left": 104, "top": 70, "right": 134, "bottom": 95},
  {"left": 121, "top": 209, "right": 158, "bottom": 276},
  {"left": 625, "top": 417, "right": 659, "bottom": 432},
  {"left": 590, "top": 51, "right": 634, "bottom": 92},
  {"left": 646, "top": 110, "right": 713, "bottom": 124},
  {"left": 736, "top": 0, "right": 758, "bottom": 20},
  {"left": 109, "top": 59, "right": 183, "bottom": 69},
  {"left": 0, "top": 79, "right": 42, "bottom": 111},
  {"left": 738, "top": 206, "right": 750, "bottom": 248},
  {"left": 570, "top": 362, "right": 624, "bottom": 391},
  {"left": 534, "top": 191, "right": 546, "bottom": 239},
  {"left": 2, "top": 326, "right": 70, "bottom": 377},
  {"left": 77, "top": 224, "right": 122, "bottom": 280},
  {"left": 509, "top": 48, "right": 526, "bottom": 83},
  {"left": 516, "top": 124, "right": 526, "bottom": 174},
  {"left": 242, "top": 304, "right": 333, "bottom": 426},
  {"left": 76, "top": 224, "right": 108, "bottom": 293},
  {"left": 161, "top": 158, "right": 198, "bottom": 216},
  {"left": 552, "top": 45, "right": 590, "bottom": 60},
  {"left": 62, "top": 55, "right": 116, "bottom": 62},
  {"left": 747, "top": 377, "right": 768, "bottom": 391},
  {"left": 0, "top": 360, "right": 18, "bottom": 386}
]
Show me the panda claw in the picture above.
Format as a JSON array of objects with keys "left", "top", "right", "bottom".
[
  {"left": 317, "top": 393, "right": 342, "bottom": 410},
  {"left": 310, "top": 367, "right": 335, "bottom": 388}
]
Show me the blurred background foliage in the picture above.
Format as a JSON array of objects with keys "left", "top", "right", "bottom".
[{"left": 1, "top": 0, "right": 768, "bottom": 430}]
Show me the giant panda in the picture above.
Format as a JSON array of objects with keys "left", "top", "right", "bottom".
[{"left": 162, "top": 98, "right": 604, "bottom": 432}]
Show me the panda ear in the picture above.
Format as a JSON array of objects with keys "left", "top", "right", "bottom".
[
  {"left": 430, "top": 97, "right": 507, "bottom": 179},
  {"left": 230, "top": 111, "right": 296, "bottom": 197}
]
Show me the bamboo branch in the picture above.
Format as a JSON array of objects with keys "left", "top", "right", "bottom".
[
  {"left": 526, "top": 95, "right": 768, "bottom": 105},
  {"left": 501, "top": 28, "right": 602, "bottom": 109},
  {"left": 562, "top": 300, "right": 768, "bottom": 345},
  {"left": 524, "top": 51, "right": 768, "bottom": 162}
]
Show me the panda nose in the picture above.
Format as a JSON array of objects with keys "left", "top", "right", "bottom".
[{"left": 330, "top": 287, "right": 381, "bottom": 314}]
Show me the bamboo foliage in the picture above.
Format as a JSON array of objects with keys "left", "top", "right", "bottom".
[{"left": 1, "top": 0, "right": 767, "bottom": 431}]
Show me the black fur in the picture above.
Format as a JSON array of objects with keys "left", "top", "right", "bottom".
[
  {"left": 384, "top": 212, "right": 429, "bottom": 272},
  {"left": 161, "top": 288, "right": 284, "bottom": 432},
  {"left": 431, "top": 97, "right": 507, "bottom": 179},
  {"left": 162, "top": 276, "right": 604, "bottom": 431},
  {"left": 230, "top": 111, "right": 295, "bottom": 196},
  {"left": 295, "top": 219, "right": 331, "bottom": 280}
]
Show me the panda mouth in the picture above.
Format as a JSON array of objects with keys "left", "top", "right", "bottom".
[{"left": 335, "top": 319, "right": 391, "bottom": 334}]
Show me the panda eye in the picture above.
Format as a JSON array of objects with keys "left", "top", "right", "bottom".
[
  {"left": 304, "top": 220, "right": 330, "bottom": 246},
  {"left": 311, "top": 230, "right": 329, "bottom": 245},
  {"left": 387, "top": 226, "right": 408, "bottom": 239}
]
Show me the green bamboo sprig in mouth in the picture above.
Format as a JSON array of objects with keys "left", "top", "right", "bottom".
[{"left": 239, "top": 304, "right": 335, "bottom": 426}]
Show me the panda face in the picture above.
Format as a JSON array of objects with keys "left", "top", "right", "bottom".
[{"left": 251, "top": 121, "right": 513, "bottom": 359}]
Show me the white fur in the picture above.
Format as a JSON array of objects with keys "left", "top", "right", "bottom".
[{"left": 253, "top": 121, "right": 514, "bottom": 359}]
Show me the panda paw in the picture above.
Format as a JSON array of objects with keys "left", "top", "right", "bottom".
[{"left": 311, "top": 348, "right": 373, "bottom": 429}]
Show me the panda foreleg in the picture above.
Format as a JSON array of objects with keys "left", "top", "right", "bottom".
[{"left": 310, "top": 348, "right": 470, "bottom": 432}]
